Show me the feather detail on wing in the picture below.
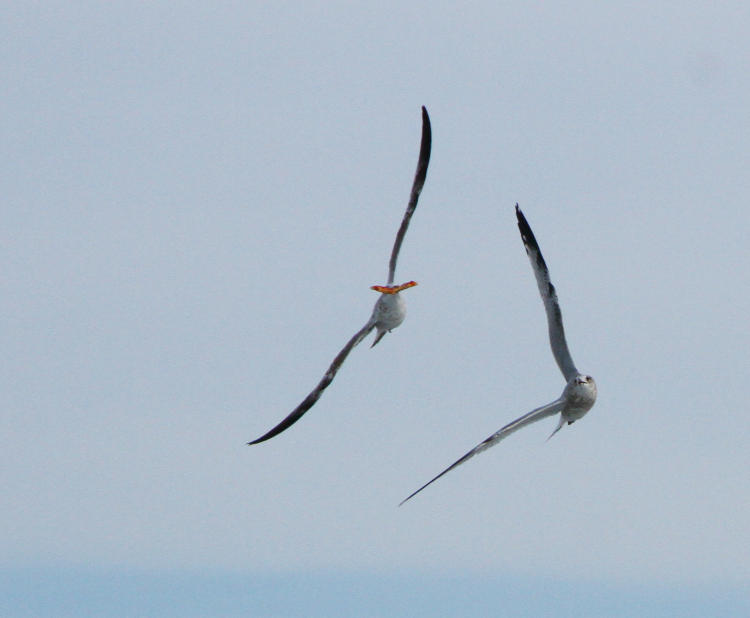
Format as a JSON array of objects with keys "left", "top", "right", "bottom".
[
  {"left": 515, "top": 205, "right": 579, "bottom": 382},
  {"left": 400, "top": 398, "right": 565, "bottom": 505},
  {"left": 387, "top": 106, "right": 432, "bottom": 285},
  {"left": 248, "top": 321, "right": 376, "bottom": 445}
]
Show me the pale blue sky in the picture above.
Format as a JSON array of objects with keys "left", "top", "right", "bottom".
[{"left": 2, "top": 2, "right": 749, "bottom": 615}]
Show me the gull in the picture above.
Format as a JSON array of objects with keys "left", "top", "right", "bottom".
[
  {"left": 248, "top": 107, "right": 432, "bottom": 445},
  {"left": 400, "top": 204, "right": 597, "bottom": 504}
]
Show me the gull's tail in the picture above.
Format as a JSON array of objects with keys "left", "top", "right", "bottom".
[
  {"left": 371, "top": 329, "right": 387, "bottom": 348},
  {"left": 546, "top": 414, "right": 567, "bottom": 441}
]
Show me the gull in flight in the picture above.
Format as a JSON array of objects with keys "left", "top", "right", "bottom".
[
  {"left": 249, "top": 107, "right": 432, "bottom": 445},
  {"left": 400, "top": 205, "right": 597, "bottom": 504}
]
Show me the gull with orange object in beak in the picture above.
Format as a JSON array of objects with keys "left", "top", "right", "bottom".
[{"left": 248, "top": 107, "right": 431, "bottom": 445}]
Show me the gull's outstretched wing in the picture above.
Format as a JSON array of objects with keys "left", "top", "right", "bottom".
[
  {"left": 387, "top": 106, "right": 432, "bottom": 285},
  {"left": 400, "top": 398, "right": 565, "bottom": 505},
  {"left": 248, "top": 320, "right": 376, "bottom": 445},
  {"left": 515, "top": 205, "right": 579, "bottom": 382}
]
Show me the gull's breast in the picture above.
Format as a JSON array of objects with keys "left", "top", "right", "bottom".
[{"left": 373, "top": 293, "right": 407, "bottom": 330}]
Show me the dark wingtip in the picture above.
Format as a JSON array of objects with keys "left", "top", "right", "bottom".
[
  {"left": 246, "top": 408, "right": 308, "bottom": 445},
  {"left": 247, "top": 415, "right": 300, "bottom": 444},
  {"left": 419, "top": 107, "right": 432, "bottom": 164},
  {"left": 515, "top": 203, "right": 527, "bottom": 229},
  {"left": 246, "top": 426, "right": 287, "bottom": 445},
  {"left": 399, "top": 488, "right": 421, "bottom": 507},
  {"left": 515, "top": 203, "right": 539, "bottom": 250}
]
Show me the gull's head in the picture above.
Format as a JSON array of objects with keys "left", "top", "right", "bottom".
[
  {"left": 567, "top": 374, "right": 597, "bottom": 411},
  {"left": 370, "top": 280, "right": 418, "bottom": 295},
  {"left": 560, "top": 374, "right": 597, "bottom": 423}
]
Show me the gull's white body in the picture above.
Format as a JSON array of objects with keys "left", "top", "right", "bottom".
[
  {"left": 371, "top": 290, "right": 407, "bottom": 344},
  {"left": 552, "top": 375, "right": 598, "bottom": 435},
  {"left": 400, "top": 205, "right": 597, "bottom": 504},
  {"left": 562, "top": 376, "right": 597, "bottom": 421}
]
